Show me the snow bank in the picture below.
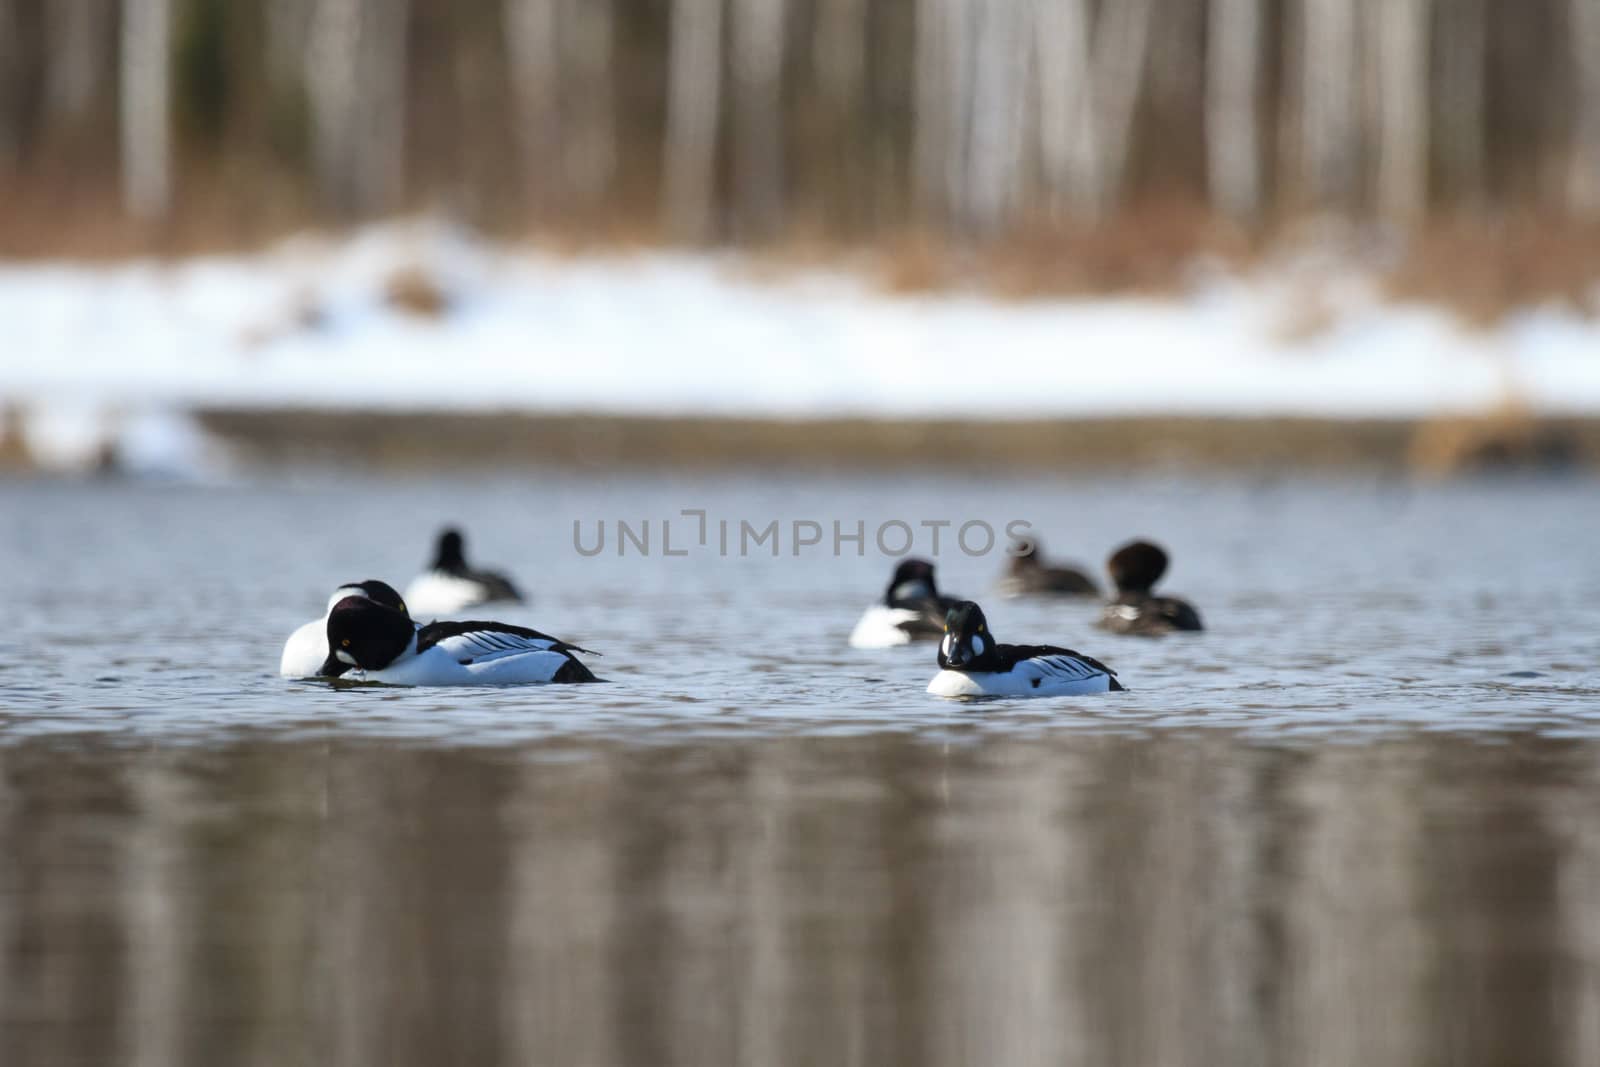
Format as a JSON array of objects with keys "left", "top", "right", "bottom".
[{"left": 3, "top": 221, "right": 1599, "bottom": 471}]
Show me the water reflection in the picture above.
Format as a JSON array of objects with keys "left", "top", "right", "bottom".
[{"left": 2, "top": 730, "right": 1598, "bottom": 1066}]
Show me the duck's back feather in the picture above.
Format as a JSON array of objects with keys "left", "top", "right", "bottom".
[
  {"left": 418, "top": 619, "right": 596, "bottom": 657},
  {"left": 1097, "top": 595, "right": 1203, "bottom": 635}
]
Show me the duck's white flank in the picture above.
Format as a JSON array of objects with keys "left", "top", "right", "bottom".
[
  {"left": 403, "top": 571, "right": 499, "bottom": 617},
  {"left": 848, "top": 604, "right": 924, "bottom": 649},
  {"left": 341, "top": 630, "right": 583, "bottom": 686},
  {"left": 927, "top": 655, "right": 1118, "bottom": 698}
]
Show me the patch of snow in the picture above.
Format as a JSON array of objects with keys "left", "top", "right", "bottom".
[
  {"left": 4, "top": 220, "right": 1600, "bottom": 426},
  {"left": 8, "top": 401, "right": 226, "bottom": 478}
]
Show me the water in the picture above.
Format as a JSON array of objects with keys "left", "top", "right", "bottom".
[{"left": 4, "top": 473, "right": 1600, "bottom": 1065}]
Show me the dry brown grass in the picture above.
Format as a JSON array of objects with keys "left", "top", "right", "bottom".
[
  {"left": 5, "top": 172, "right": 1600, "bottom": 329},
  {"left": 0, "top": 163, "right": 314, "bottom": 261},
  {"left": 1409, "top": 400, "right": 1582, "bottom": 476},
  {"left": 0, "top": 405, "right": 30, "bottom": 470},
  {"left": 1383, "top": 217, "right": 1600, "bottom": 326},
  {"left": 191, "top": 409, "right": 1481, "bottom": 473},
  {"left": 866, "top": 200, "right": 1250, "bottom": 301},
  {"left": 383, "top": 265, "right": 451, "bottom": 317}
]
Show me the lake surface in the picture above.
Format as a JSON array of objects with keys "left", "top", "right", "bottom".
[{"left": 4, "top": 472, "right": 1600, "bottom": 1065}]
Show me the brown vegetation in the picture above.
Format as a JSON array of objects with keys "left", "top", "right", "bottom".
[
  {"left": 1382, "top": 218, "right": 1600, "bottom": 326},
  {"left": 1409, "top": 403, "right": 1583, "bottom": 476},
  {"left": 6, "top": 0, "right": 1600, "bottom": 321},
  {"left": 383, "top": 265, "right": 451, "bottom": 318},
  {"left": 194, "top": 409, "right": 1600, "bottom": 474}
]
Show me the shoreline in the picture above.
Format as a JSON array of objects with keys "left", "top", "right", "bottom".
[{"left": 192, "top": 410, "right": 1600, "bottom": 475}]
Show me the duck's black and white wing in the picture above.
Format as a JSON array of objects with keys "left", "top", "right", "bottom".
[
  {"left": 1002, "top": 644, "right": 1125, "bottom": 691},
  {"left": 418, "top": 620, "right": 596, "bottom": 663}
]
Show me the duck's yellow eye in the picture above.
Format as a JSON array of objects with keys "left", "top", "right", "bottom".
[
  {"left": 397, "top": 602, "right": 405, "bottom": 612},
  {"left": 341, "top": 638, "right": 351, "bottom": 647}
]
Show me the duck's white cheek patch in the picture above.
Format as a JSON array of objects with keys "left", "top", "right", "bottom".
[
  {"left": 941, "top": 634, "right": 955, "bottom": 659},
  {"left": 971, "top": 634, "right": 985, "bottom": 656},
  {"left": 336, "top": 650, "right": 357, "bottom": 666}
]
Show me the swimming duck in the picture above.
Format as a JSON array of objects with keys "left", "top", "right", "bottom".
[
  {"left": 848, "top": 558, "right": 962, "bottom": 649},
  {"left": 320, "top": 594, "right": 598, "bottom": 685},
  {"left": 279, "top": 579, "right": 408, "bottom": 678},
  {"left": 927, "top": 601, "right": 1123, "bottom": 697},
  {"left": 1096, "top": 540, "right": 1203, "bottom": 635},
  {"left": 999, "top": 538, "right": 1100, "bottom": 597},
  {"left": 404, "top": 527, "right": 524, "bottom": 617}
]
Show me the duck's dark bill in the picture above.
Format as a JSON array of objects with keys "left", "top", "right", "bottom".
[{"left": 318, "top": 654, "right": 350, "bottom": 678}]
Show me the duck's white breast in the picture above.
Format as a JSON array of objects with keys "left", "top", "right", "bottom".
[
  {"left": 403, "top": 571, "right": 493, "bottom": 617},
  {"left": 848, "top": 604, "right": 923, "bottom": 649},
  {"left": 279, "top": 618, "right": 327, "bottom": 678}
]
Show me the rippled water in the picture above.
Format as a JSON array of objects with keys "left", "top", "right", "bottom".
[{"left": 4, "top": 473, "right": 1600, "bottom": 1064}]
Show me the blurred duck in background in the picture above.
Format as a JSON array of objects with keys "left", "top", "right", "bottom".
[
  {"left": 404, "top": 527, "right": 524, "bottom": 617},
  {"left": 998, "top": 537, "right": 1100, "bottom": 597},
  {"left": 849, "top": 558, "right": 962, "bottom": 649},
  {"left": 1096, "top": 540, "right": 1204, "bottom": 636}
]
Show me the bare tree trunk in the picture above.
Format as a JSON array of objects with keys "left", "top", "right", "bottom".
[
  {"left": 1570, "top": 0, "right": 1600, "bottom": 215},
  {"left": 913, "top": 0, "right": 952, "bottom": 220},
  {"left": 1088, "top": 0, "right": 1155, "bottom": 216},
  {"left": 663, "top": 0, "right": 724, "bottom": 239},
  {"left": 308, "top": 0, "right": 411, "bottom": 217},
  {"left": 1034, "top": 0, "right": 1100, "bottom": 217},
  {"left": 1374, "top": 0, "right": 1431, "bottom": 224},
  {"left": 267, "top": 0, "right": 316, "bottom": 95},
  {"left": 47, "top": 0, "right": 110, "bottom": 124},
  {"left": 1300, "top": 0, "right": 1360, "bottom": 211},
  {"left": 504, "top": 0, "right": 563, "bottom": 213},
  {"left": 1435, "top": 0, "right": 1486, "bottom": 208},
  {"left": 0, "top": 0, "right": 18, "bottom": 169},
  {"left": 120, "top": 0, "right": 171, "bottom": 220},
  {"left": 1207, "top": 0, "right": 1263, "bottom": 222},
  {"left": 358, "top": 0, "right": 411, "bottom": 215},
  {"left": 731, "top": 0, "right": 786, "bottom": 238},
  {"left": 813, "top": 0, "right": 868, "bottom": 227},
  {"left": 940, "top": 0, "right": 979, "bottom": 225},
  {"left": 308, "top": 0, "right": 363, "bottom": 214},
  {"left": 965, "top": 0, "right": 1029, "bottom": 234},
  {"left": 562, "top": 0, "right": 617, "bottom": 205},
  {"left": 814, "top": 0, "right": 867, "bottom": 111}
]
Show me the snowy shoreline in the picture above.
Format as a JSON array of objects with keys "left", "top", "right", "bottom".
[{"left": 4, "top": 223, "right": 1600, "bottom": 472}]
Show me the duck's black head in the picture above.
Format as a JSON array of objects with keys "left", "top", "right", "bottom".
[
  {"left": 433, "top": 528, "right": 467, "bottom": 572},
  {"left": 1007, "top": 538, "right": 1042, "bottom": 574},
  {"left": 320, "top": 596, "right": 414, "bottom": 676},
  {"left": 323, "top": 579, "right": 409, "bottom": 618},
  {"left": 939, "top": 600, "right": 1000, "bottom": 671},
  {"left": 886, "top": 557, "right": 938, "bottom": 605},
  {"left": 1108, "top": 540, "right": 1169, "bottom": 594}
]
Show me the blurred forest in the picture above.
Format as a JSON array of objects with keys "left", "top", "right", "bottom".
[{"left": 2, "top": 0, "right": 1600, "bottom": 258}]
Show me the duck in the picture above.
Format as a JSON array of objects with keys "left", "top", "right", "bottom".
[
  {"left": 848, "top": 558, "right": 963, "bottom": 649},
  {"left": 927, "top": 601, "right": 1123, "bottom": 697},
  {"left": 1096, "top": 540, "right": 1204, "bottom": 635},
  {"left": 320, "top": 594, "right": 598, "bottom": 685},
  {"left": 279, "top": 579, "right": 408, "bottom": 678},
  {"left": 999, "top": 538, "right": 1100, "bottom": 597},
  {"left": 403, "top": 527, "right": 524, "bottom": 617}
]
